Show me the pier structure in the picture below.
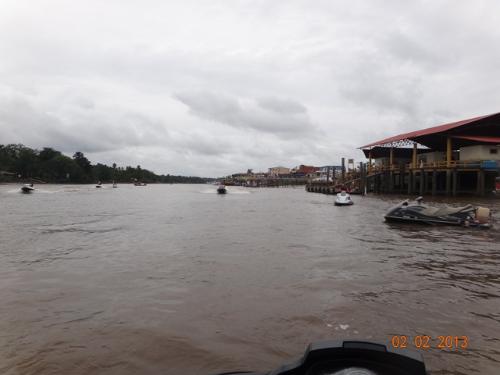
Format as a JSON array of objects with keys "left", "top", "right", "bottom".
[
  {"left": 237, "top": 177, "right": 308, "bottom": 187},
  {"left": 306, "top": 112, "right": 500, "bottom": 197},
  {"left": 225, "top": 175, "right": 309, "bottom": 187},
  {"left": 306, "top": 163, "right": 365, "bottom": 194},
  {"left": 225, "top": 165, "right": 320, "bottom": 187},
  {"left": 360, "top": 112, "right": 500, "bottom": 196}
]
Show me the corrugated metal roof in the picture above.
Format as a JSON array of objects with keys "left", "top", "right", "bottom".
[{"left": 360, "top": 113, "right": 499, "bottom": 149}]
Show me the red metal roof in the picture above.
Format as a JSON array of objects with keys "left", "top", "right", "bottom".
[
  {"left": 297, "top": 165, "right": 319, "bottom": 174},
  {"left": 452, "top": 135, "right": 500, "bottom": 143},
  {"left": 360, "top": 113, "right": 499, "bottom": 149}
]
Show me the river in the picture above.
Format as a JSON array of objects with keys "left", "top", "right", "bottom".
[{"left": 1, "top": 184, "right": 499, "bottom": 374}]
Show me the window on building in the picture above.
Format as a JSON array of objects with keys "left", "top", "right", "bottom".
[{"left": 490, "top": 148, "right": 498, "bottom": 154}]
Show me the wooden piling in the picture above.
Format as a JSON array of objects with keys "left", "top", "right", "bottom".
[
  {"left": 431, "top": 170, "right": 437, "bottom": 196},
  {"left": 419, "top": 169, "right": 425, "bottom": 196},
  {"left": 452, "top": 169, "right": 457, "bottom": 196},
  {"left": 412, "top": 171, "right": 417, "bottom": 194},
  {"left": 359, "top": 162, "right": 366, "bottom": 195},
  {"left": 341, "top": 158, "right": 345, "bottom": 181},
  {"left": 477, "top": 170, "right": 485, "bottom": 196},
  {"left": 446, "top": 171, "right": 451, "bottom": 196}
]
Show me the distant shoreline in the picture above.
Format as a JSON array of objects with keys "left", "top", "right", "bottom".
[
  {"left": 1, "top": 144, "right": 211, "bottom": 184},
  {"left": 0, "top": 181, "right": 209, "bottom": 185}
]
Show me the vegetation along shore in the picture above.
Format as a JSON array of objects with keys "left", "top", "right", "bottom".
[{"left": 0, "top": 144, "right": 208, "bottom": 184}]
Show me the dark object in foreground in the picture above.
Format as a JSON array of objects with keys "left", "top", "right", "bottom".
[
  {"left": 385, "top": 197, "right": 491, "bottom": 228},
  {"left": 215, "top": 340, "right": 426, "bottom": 375},
  {"left": 217, "top": 184, "right": 227, "bottom": 194}
]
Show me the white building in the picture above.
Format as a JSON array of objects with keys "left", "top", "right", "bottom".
[
  {"left": 268, "top": 166, "right": 290, "bottom": 176},
  {"left": 459, "top": 145, "right": 500, "bottom": 161}
]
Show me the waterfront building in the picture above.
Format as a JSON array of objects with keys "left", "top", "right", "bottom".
[
  {"left": 268, "top": 166, "right": 290, "bottom": 176},
  {"left": 290, "top": 165, "right": 320, "bottom": 178},
  {"left": 359, "top": 112, "right": 500, "bottom": 195}
]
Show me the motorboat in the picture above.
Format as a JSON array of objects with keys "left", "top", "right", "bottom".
[
  {"left": 112, "top": 181, "right": 118, "bottom": 188},
  {"left": 217, "top": 184, "right": 227, "bottom": 194},
  {"left": 96, "top": 181, "right": 103, "bottom": 188},
  {"left": 21, "top": 184, "right": 34, "bottom": 193},
  {"left": 134, "top": 182, "right": 147, "bottom": 186},
  {"left": 334, "top": 190, "right": 353, "bottom": 206},
  {"left": 385, "top": 196, "right": 491, "bottom": 228},
  {"left": 215, "top": 340, "right": 427, "bottom": 375}
]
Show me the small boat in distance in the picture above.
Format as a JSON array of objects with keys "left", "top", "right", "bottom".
[
  {"left": 96, "top": 181, "right": 103, "bottom": 188},
  {"left": 21, "top": 184, "right": 35, "bottom": 193},
  {"left": 112, "top": 181, "right": 117, "bottom": 188},
  {"left": 385, "top": 196, "right": 491, "bottom": 228},
  {"left": 217, "top": 184, "right": 227, "bottom": 194},
  {"left": 334, "top": 190, "right": 353, "bottom": 206},
  {"left": 132, "top": 178, "right": 146, "bottom": 186}
]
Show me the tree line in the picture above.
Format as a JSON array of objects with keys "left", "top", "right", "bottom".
[{"left": 0, "top": 144, "right": 208, "bottom": 184}]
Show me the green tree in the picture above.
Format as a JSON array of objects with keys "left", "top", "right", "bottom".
[
  {"left": 93, "top": 163, "right": 112, "bottom": 181},
  {"left": 73, "top": 152, "right": 92, "bottom": 175},
  {"left": 39, "top": 147, "right": 61, "bottom": 161},
  {"left": 0, "top": 144, "right": 209, "bottom": 184},
  {"left": 14, "top": 146, "right": 39, "bottom": 178},
  {"left": 49, "top": 155, "right": 84, "bottom": 182}
]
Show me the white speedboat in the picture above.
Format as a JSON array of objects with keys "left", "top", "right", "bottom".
[
  {"left": 217, "top": 184, "right": 227, "bottom": 194},
  {"left": 335, "top": 190, "right": 353, "bottom": 206},
  {"left": 96, "top": 181, "right": 103, "bottom": 188},
  {"left": 21, "top": 184, "right": 35, "bottom": 193}
]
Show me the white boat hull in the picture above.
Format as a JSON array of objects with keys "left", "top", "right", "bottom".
[
  {"left": 335, "top": 192, "right": 353, "bottom": 206},
  {"left": 334, "top": 200, "right": 353, "bottom": 206}
]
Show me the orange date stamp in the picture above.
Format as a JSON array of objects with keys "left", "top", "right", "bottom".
[{"left": 389, "top": 335, "right": 469, "bottom": 350}]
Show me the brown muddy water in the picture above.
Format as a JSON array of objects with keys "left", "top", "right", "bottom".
[{"left": 1, "top": 184, "right": 499, "bottom": 375}]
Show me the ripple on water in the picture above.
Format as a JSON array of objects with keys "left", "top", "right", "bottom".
[{"left": 0, "top": 185, "right": 499, "bottom": 374}]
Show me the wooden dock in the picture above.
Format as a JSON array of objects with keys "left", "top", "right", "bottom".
[
  {"left": 365, "top": 160, "right": 497, "bottom": 196},
  {"left": 306, "top": 161, "right": 498, "bottom": 197}
]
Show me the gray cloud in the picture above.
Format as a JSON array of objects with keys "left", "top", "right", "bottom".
[
  {"left": 0, "top": 90, "right": 170, "bottom": 154},
  {"left": 1, "top": 0, "right": 499, "bottom": 176},
  {"left": 257, "top": 97, "right": 307, "bottom": 114},
  {"left": 174, "top": 91, "right": 317, "bottom": 139}
]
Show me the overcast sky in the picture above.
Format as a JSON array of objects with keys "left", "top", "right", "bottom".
[{"left": 1, "top": 1, "right": 499, "bottom": 176}]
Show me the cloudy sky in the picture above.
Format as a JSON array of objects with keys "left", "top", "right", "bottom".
[{"left": 1, "top": 1, "right": 499, "bottom": 176}]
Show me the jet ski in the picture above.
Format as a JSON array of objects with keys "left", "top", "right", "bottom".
[
  {"left": 335, "top": 190, "right": 353, "bottom": 206},
  {"left": 217, "top": 184, "right": 227, "bottom": 194},
  {"left": 215, "top": 340, "right": 427, "bottom": 375},
  {"left": 385, "top": 196, "right": 491, "bottom": 228},
  {"left": 21, "top": 184, "right": 34, "bottom": 193}
]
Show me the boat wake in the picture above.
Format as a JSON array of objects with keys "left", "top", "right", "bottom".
[{"left": 200, "top": 188, "right": 251, "bottom": 194}]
